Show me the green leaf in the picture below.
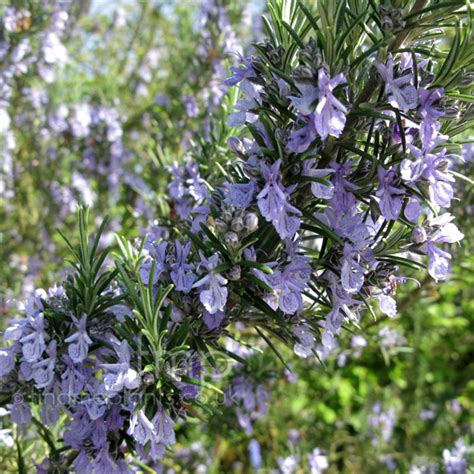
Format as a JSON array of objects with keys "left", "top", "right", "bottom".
[
  {"left": 167, "top": 318, "right": 191, "bottom": 350},
  {"left": 281, "top": 20, "right": 305, "bottom": 48},
  {"left": 239, "top": 260, "right": 274, "bottom": 274},
  {"left": 199, "top": 223, "right": 229, "bottom": 256},
  {"left": 340, "top": 143, "right": 378, "bottom": 163},
  {"left": 403, "top": 2, "right": 466, "bottom": 20},
  {"left": 32, "top": 417, "right": 57, "bottom": 456},
  {"left": 301, "top": 215, "right": 343, "bottom": 244},
  {"left": 16, "top": 439, "right": 27, "bottom": 474},
  {"left": 297, "top": 1, "right": 319, "bottom": 35},
  {"left": 255, "top": 326, "right": 291, "bottom": 371},
  {"left": 247, "top": 273, "right": 275, "bottom": 293},
  {"left": 336, "top": 9, "right": 369, "bottom": 52},
  {"left": 349, "top": 38, "right": 390, "bottom": 70},
  {"left": 180, "top": 375, "right": 223, "bottom": 395},
  {"left": 351, "top": 104, "right": 396, "bottom": 122}
]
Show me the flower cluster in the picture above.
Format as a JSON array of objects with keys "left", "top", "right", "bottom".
[
  {"left": 0, "top": 211, "right": 212, "bottom": 471},
  {"left": 215, "top": 35, "right": 465, "bottom": 353},
  {"left": 0, "top": 286, "right": 181, "bottom": 471}
]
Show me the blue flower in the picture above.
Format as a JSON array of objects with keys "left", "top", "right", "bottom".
[
  {"left": 0, "top": 346, "right": 16, "bottom": 377},
  {"left": 404, "top": 197, "right": 422, "bottom": 222},
  {"left": 203, "top": 309, "right": 226, "bottom": 330},
  {"left": 32, "top": 340, "right": 57, "bottom": 389},
  {"left": 170, "top": 240, "right": 196, "bottom": 293},
  {"left": 229, "top": 180, "right": 257, "bottom": 208},
  {"left": 267, "top": 248, "right": 311, "bottom": 315},
  {"left": 341, "top": 243, "right": 367, "bottom": 294},
  {"left": 228, "top": 79, "right": 262, "bottom": 127},
  {"left": 127, "top": 409, "right": 155, "bottom": 446},
  {"left": 257, "top": 160, "right": 302, "bottom": 240},
  {"left": 150, "top": 404, "right": 176, "bottom": 460},
  {"left": 20, "top": 312, "right": 46, "bottom": 363},
  {"left": 248, "top": 439, "right": 262, "bottom": 470},
  {"left": 375, "top": 166, "right": 404, "bottom": 220},
  {"left": 102, "top": 340, "right": 140, "bottom": 393},
  {"left": 64, "top": 314, "right": 92, "bottom": 364},
  {"left": 375, "top": 54, "right": 418, "bottom": 112},
  {"left": 307, "top": 448, "right": 329, "bottom": 474},
  {"left": 287, "top": 118, "right": 317, "bottom": 153},
  {"left": 193, "top": 253, "right": 228, "bottom": 314},
  {"left": 420, "top": 215, "right": 464, "bottom": 281},
  {"left": 9, "top": 396, "right": 32, "bottom": 425},
  {"left": 314, "top": 69, "right": 347, "bottom": 139},
  {"left": 224, "top": 54, "right": 255, "bottom": 86},
  {"left": 303, "top": 159, "right": 334, "bottom": 199}
]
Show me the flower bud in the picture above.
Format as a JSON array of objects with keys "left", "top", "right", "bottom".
[
  {"left": 442, "top": 107, "right": 460, "bottom": 119},
  {"left": 250, "top": 56, "right": 264, "bottom": 74},
  {"left": 221, "top": 210, "right": 233, "bottom": 223},
  {"left": 277, "top": 79, "right": 291, "bottom": 99},
  {"left": 292, "top": 65, "right": 315, "bottom": 83},
  {"left": 266, "top": 44, "right": 284, "bottom": 66},
  {"left": 459, "top": 71, "right": 474, "bottom": 87},
  {"left": 244, "top": 213, "right": 259, "bottom": 232},
  {"left": 231, "top": 217, "right": 244, "bottom": 233},
  {"left": 298, "top": 37, "right": 322, "bottom": 67},
  {"left": 411, "top": 225, "right": 427, "bottom": 244},
  {"left": 379, "top": 5, "right": 405, "bottom": 31},
  {"left": 420, "top": 72, "right": 435, "bottom": 87},
  {"left": 291, "top": 162, "right": 302, "bottom": 176},
  {"left": 228, "top": 265, "right": 241, "bottom": 281},
  {"left": 275, "top": 128, "right": 287, "bottom": 147},
  {"left": 142, "top": 372, "right": 155, "bottom": 386},
  {"left": 225, "top": 231, "right": 239, "bottom": 247},
  {"left": 243, "top": 161, "right": 261, "bottom": 178},
  {"left": 215, "top": 218, "right": 228, "bottom": 232},
  {"left": 171, "top": 306, "right": 185, "bottom": 323}
]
